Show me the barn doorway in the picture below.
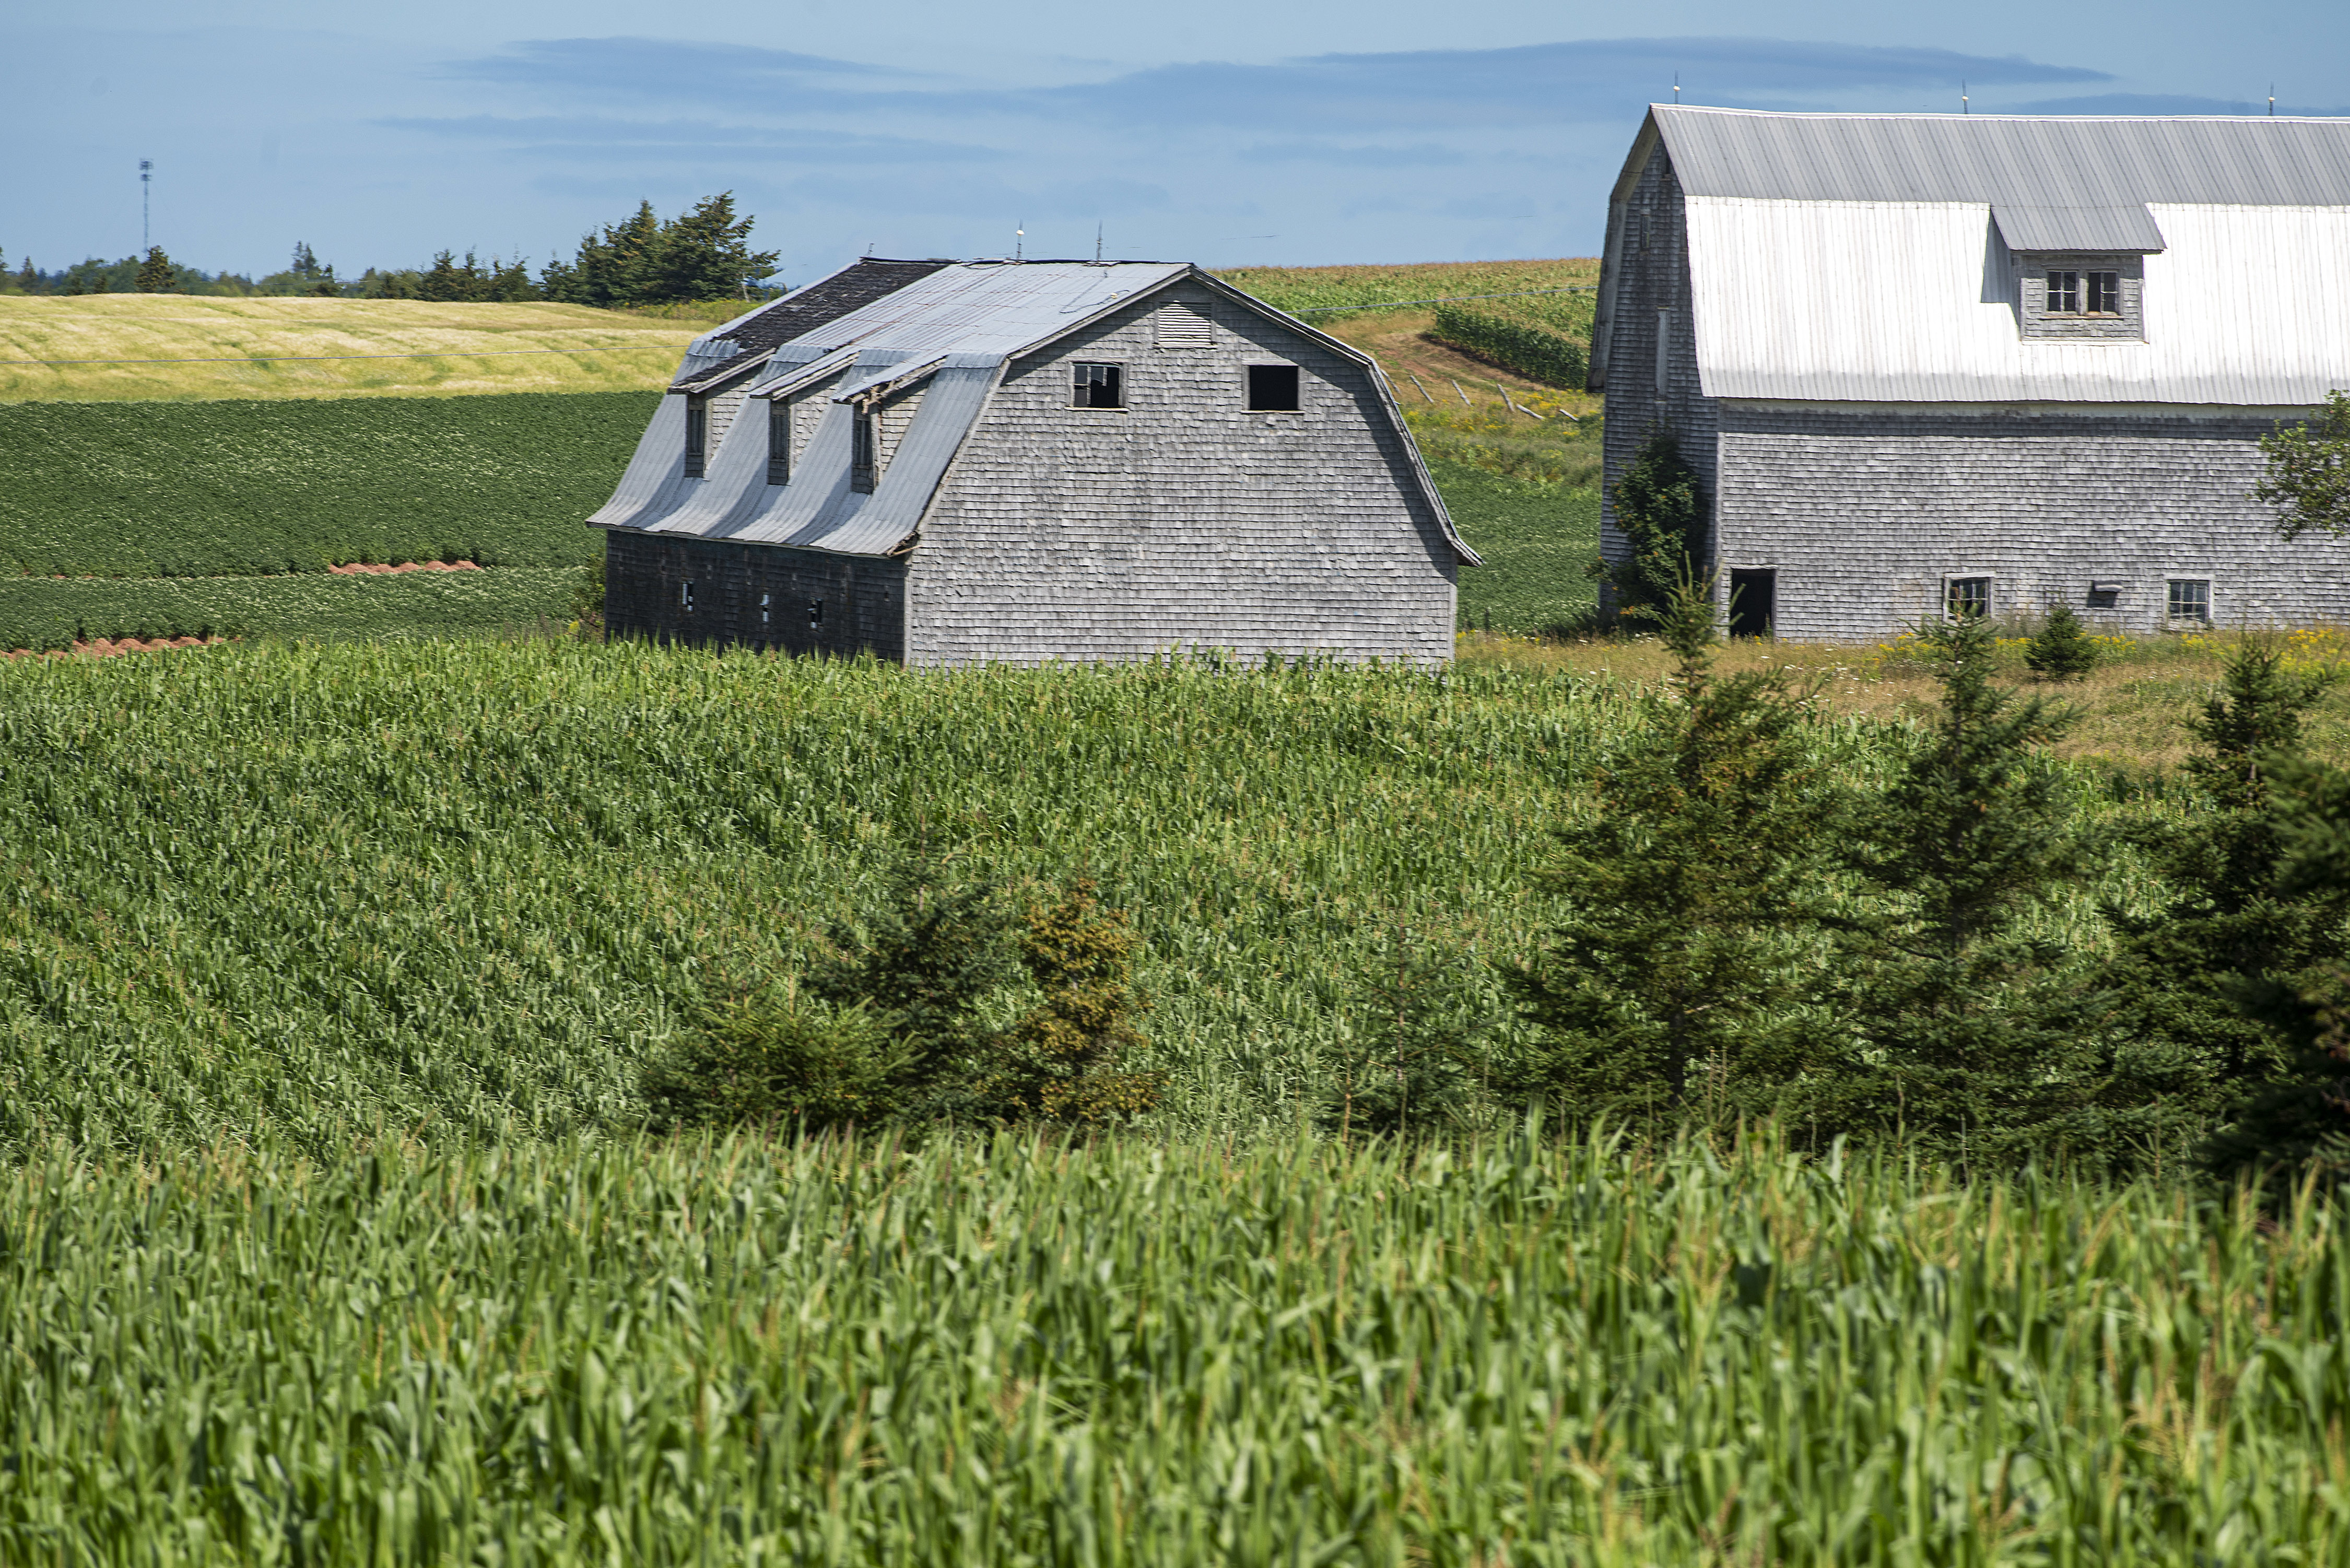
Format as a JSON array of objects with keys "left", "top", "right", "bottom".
[{"left": 1727, "top": 570, "right": 1775, "bottom": 638}]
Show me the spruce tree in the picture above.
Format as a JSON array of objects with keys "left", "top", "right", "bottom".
[
  {"left": 1505, "top": 569, "right": 1831, "bottom": 1127},
  {"left": 642, "top": 191, "right": 780, "bottom": 303},
  {"left": 1816, "top": 611, "right": 2093, "bottom": 1164},
  {"left": 2202, "top": 752, "right": 2350, "bottom": 1188},
  {"left": 1604, "top": 430, "right": 1701, "bottom": 622},
  {"left": 133, "top": 246, "right": 175, "bottom": 293},
  {"left": 2024, "top": 600, "right": 2099, "bottom": 680}
]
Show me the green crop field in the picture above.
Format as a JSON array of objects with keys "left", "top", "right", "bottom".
[
  {"left": 0, "top": 564, "right": 584, "bottom": 650},
  {"left": 0, "top": 393, "right": 1599, "bottom": 644},
  {"left": 4, "top": 632, "right": 2347, "bottom": 1562},
  {"left": 0, "top": 393, "right": 654, "bottom": 580},
  {"left": 5, "top": 1126, "right": 2343, "bottom": 1565}
]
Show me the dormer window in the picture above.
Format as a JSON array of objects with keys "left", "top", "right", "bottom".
[
  {"left": 850, "top": 407, "right": 878, "bottom": 494},
  {"left": 684, "top": 395, "right": 708, "bottom": 478},
  {"left": 2018, "top": 255, "right": 2143, "bottom": 340}
]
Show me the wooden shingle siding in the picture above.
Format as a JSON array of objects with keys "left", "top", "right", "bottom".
[
  {"left": 904, "top": 287, "right": 1456, "bottom": 667},
  {"left": 604, "top": 531, "right": 907, "bottom": 658},
  {"left": 1713, "top": 404, "right": 2349, "bottom": 639},
  {"left": 1600, "top": 148, "right": 1719, "bottom": 610}
]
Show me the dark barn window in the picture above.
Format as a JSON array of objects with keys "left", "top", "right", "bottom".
[
  {"left": 1946, "top": 577, "right": 1991, "bottom": 619},
  {"left": 681, "top": 580, "right": 695, "bottom": 612},
  {"left": 2088, "top": 270, "right": 2120, "bottom": 314},
  {"left": 1247, "top": 364, "right": 1301, "bottom": 411},
  {"left": 810, "top": 597, "right": 824, "bottom": 629},
  {"left": 1072, "top": 361, "right": 1123, "bottom": 408},
  {"left": 2045, "top": 271, "right": 2082, "bottom": 313},
  {"left": 683, "top": 396, "right": 708, "bottom": 477},
  {"left": 851, "top": 409, "right": 877, "bottom": 493},
  {"left": 766, "top": 399, "right": 790, "bottom": 485}
]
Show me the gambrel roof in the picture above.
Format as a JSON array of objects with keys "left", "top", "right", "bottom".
[
  {"left": 592, "top": 257, "right": 1473, "bottom": 562},
  {"left": 1594, "top": 105, "right": 2350, "bottom": 405}
]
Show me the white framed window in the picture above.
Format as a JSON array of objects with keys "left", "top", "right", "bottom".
[
  {"left": 2043, "top": 271, "right": 2081, "bottom": 314},
  {"left": 2167, "top": 579, "right": 2211, "bottom": 623},
  {"left": 1945, "top": 576, "right": 1991, "bottom": 619}
]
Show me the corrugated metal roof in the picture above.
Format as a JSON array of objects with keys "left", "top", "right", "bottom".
[
  {"left": 596, "top": 258, "right": 1473, "bottom": 564},
  {"left": 671, "top": 258, "right": 953, "bottom": 391},
  {"left": 1599, "top": 106, "right": 2350, "bottom": 405},
  {"left": 1655, "top": 105, "right": 2350, "bottom": 207},
  {"left": 1991, "top": 204, "right": 2167, "bottom": 253},
  {"left": 1687, "top": 197, "right": 2350, "bottom": 403}
]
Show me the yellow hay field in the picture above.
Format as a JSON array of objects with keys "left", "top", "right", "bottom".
[{"left": 0, "top": 296, "right": 706, "bottom": 403}]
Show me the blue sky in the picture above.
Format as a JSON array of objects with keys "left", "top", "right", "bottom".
[{"left": 5, "top": 0, "right": 2344, "bottom": 284}]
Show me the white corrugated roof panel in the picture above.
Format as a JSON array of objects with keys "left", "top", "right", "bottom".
[
  {"left": 1631, "top": 107, "right": 2350, "bottom": 405},
  {"left": 1687, "top": 197, "right": 2350, "bottom": 404}
]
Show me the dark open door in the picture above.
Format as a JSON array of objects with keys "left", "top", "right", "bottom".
[{"left": 1728, "top": 569, "right": 1775, "bottom": 638}]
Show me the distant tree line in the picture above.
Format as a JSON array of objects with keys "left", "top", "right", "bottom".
[{"left": 0, "top": 193, "right": 782, "bottom": 306}]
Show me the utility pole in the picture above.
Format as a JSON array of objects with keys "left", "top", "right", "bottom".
[{"left": 140, "top": 160, "right": 152, "bottom": 251}]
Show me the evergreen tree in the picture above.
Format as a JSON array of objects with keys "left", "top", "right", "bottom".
[
  {"left": 290, "top": 241, "right": 322, "bottom": 279},
  {"left": 14, "top": 258, "right": 35, "bottom": 294},
  {"left": 542, "top": 195, "right": 777, "bottom": 306},
  {"left": 544, "top": 201, "right": 662, "bottom": 306},
  {"left": 134, "top": 247, "right": 175, "bottom": 292},
  {"left": 1815, "top": 611, "right": 2101, "bottom": 1163},
  {"left": 2202, "top": 752, "right": 2350, "bottom": 1189},
  {"left": 642, "top": 191, "right": 779, "bottom": 303},
  {"left": 804, "top": 845, "right": 1021, "bottom": 1114},
  {"left": 1325, "top": 927, "right": 1489, "bottom": 1139},
  {"left": 1603, "top": 430, "right": 1702, "bottom": 622},
  {"left": 2024, "top": 600, "right": 2099, "bottom": 680},
  {"left": 1504, "top": 569, "right": 1832, "bottom": 1127},
  {"left": 417, "top": 250, "right": 485, "bottom": 303},
  {"left": 2106, "top": 643, "right": 2343, "bottom": 1164}
]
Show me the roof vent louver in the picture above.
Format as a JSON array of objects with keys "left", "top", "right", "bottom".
[{"left": 1153, "top": 303, "right": 1214, "bottom": 349}]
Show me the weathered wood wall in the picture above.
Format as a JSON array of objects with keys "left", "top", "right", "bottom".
[
  {"left": 604, "top": 531, "right": 907, "bottom": 658},
  {"left": 906, "top": 283, "right": 1459, "bottom": 666}
]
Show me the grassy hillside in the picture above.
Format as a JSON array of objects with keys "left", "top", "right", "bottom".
[{"left": 0, "top": 295, "right": 700, "bottom": 402}]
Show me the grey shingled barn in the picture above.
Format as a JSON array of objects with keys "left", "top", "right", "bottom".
[
  {"left": 1592, "top": 106, "right": 2350, "bottom": 639},
  {"left": 591, "top": 258, "right": 1474, "bottom": 664}
]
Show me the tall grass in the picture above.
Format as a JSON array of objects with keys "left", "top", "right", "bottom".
[{"left": 2, "top": 1124, "right": 2341, "bottom": 1564}]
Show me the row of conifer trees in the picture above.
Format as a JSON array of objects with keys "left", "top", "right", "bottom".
[{"left": 3, "top": 193, "right": 780, "bottom": 306}]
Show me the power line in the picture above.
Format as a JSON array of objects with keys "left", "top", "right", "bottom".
[
  {"left": 1289, "top": 286, "right": 1597, "bottom": 315},
  {"left": 0, "top": 345, "right": 691, "bottom": 367}
]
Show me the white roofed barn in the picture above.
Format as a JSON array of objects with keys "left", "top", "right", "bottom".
[
  {"left": 1590, "top": 106, "right": 2350, "bottom": 638},
  {"left": 591, "top": 258, "right": 1474, "bottom": 665}
]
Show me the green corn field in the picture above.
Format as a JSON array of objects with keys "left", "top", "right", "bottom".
[
  {"left": 3, "top": 1125, "right": 2345, "bottom": 1564},
  {"left": 1, "top": 632, "right": 2334, "bottom": 1562}
]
